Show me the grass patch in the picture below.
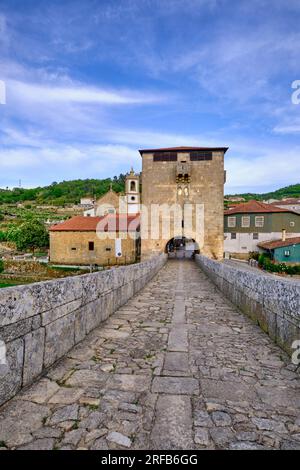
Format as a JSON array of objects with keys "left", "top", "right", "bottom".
[{"left": 0, "top": 279, "right": 28, "bottom": 288}]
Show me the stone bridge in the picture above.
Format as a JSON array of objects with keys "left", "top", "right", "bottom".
[{"left": 0, "top": 257, "right": 299, "bottom": 450}]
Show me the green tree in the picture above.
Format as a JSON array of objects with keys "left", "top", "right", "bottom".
[{"left": 7, "top": 220, "right": 49, "bottom": 252}]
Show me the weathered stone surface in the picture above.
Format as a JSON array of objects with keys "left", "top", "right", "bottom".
[
  {"left": 44, "top": 314, "right": 75, "bottom": 368},
  {"left": 0, "top": 254, "right": 166, "bottom": 405},
  {"left": 48, "top": 404, "right": 79, "bottom": 425},
  {"left": 23, "top": 328, "right": 45, "bottom": 385},
  {"left": 196, "top": 254, "right": 300, "bottom": 356},
  {"left": 48, "top": 387, "right": 84, "bottom": 404},
  {"left": 164, "top": 352, "right": 189, "bottom": 372},
  {"left": 152, "top": 376, "right": 199, "bottom": 395},
  {"left": 65, "top": 370, "right": 108, "bottom": 388},
  {"left": 19, "top": 378, "right": 60, "bottom": 404},
  {"left": 0, "top": 400, "right": 49, "bottom": 447},
  {"left": 194, "top": 428, "right": 210, "bottom": 446},
  {"left": 212, "top": 411, "right": 232, "bottom": 427},
  {"left": 106, "top": 431, "right": 132, "bottom": 448},
  {"left": 168, "top": 326, "right": 188, "bottom": 352},
  {"left": 109, "top": 374, "right": 152, "bottom": 392},
  {"left": 150, "top": 395, "right": 194, "bottom": 449},
  {"left": 79, "top": 411, "right": 105, "bottom": 431},
  {"left": 0, "top": 338, "right": 24, "bottom": 405},
  {"left": 17, "top": 438, "right": 55, "bottom": 450},
  {"left": 0, "top": 259, "right": 299, "bottom": 450}
]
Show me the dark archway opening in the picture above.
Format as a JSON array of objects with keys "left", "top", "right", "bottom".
[{"left": 165, "top": 237, "right": 199, "bottom": 259}]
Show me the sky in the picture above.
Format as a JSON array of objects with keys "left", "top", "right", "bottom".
[{"left": 0, "top": 0, "right": 300, "bottom": 194}]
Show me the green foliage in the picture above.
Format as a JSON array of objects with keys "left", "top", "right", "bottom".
[
  {"left": 249, "top": 251, "right": 259, "bottom": 261},
  {"left": 258, "top": 252, "right": 300, "bottom": 275},
  {"left": 0, "top": 175, "right": 126, "bottom": 205},
  {"left": 0, "top": 259, "right": 4, "bottom": 274},
  {"left": 7, "top": 219, "right": 49, "bottom": 251},
  {"left": 0, "top": 231, "right": 7, "bottom": 242},
  {"left": 0, "top": 211, "right": 4, "bottom": 221},
  {"left": 226, "top": 183, "right": 300, "bottom": 201}
]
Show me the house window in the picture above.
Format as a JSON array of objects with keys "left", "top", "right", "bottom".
[
  {"left": 242, "top": 216, "right": 250, "bottom": 228},
  {"left": 255, "top": 216, "right": 265, "bottom": 227},
  {"left": 71, "top": 247, "right": 76, "bottom": 251},
  {"left": 228, "top": 216, "right": 236, "bottom": 228},
  {"left": 105, "top": 247, "right": 111, "bottom": 252},
  {"left": 284, "top": 250, "right": 291, "bottom": 257},
  {"left": 290, "top": 221, "right": 295, "bottom": 227},
  {"left": 253, "top": 233, "right": 259, "bottom": 240},
  {"left": 88, "top": 241, "right": 94, "bottom": 251},
  {"left": 231, "top": 233, "right": 237, "bottom": 239}
]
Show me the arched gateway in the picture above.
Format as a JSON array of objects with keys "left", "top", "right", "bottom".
[{"left": 165, "top": 237, "right": 200, "bottom": 259}]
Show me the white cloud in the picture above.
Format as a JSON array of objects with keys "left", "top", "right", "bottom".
[{"left": 9, "top": 79, "right": 165, "bottom": 105}]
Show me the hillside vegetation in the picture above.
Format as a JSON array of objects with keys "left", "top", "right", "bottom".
[
  {"left": 0, "top": 174, "right": 126, "bottom": 206},
  {"left": 226, "top": 184, "right": 300, "bottom": 201},
  {"left": 1, "top": 179, "right": 299, "bottom": 206}
]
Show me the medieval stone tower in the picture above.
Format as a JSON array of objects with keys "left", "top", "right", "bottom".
[{"left": 139, "top": 146, "right": 228, "bottom": 260}]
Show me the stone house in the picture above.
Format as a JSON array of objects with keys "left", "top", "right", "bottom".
[
  {"left": 49, "top": 213, "right": 140, "bottom": 266},
  {"left": 224, "top": 200, "right": 300, "bottom": 258}
]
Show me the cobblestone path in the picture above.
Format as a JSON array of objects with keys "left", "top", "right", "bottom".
[{"left": 0, "top": 260, "right": 299, "bottom": 450}]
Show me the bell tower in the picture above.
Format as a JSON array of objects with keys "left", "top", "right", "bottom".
[{"left": 125, "top": 169, "right": 140, "bottom": 214}]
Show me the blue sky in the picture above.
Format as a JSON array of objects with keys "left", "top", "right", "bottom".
[{"left": 0, "top": 0, "right": 300, "bottom": 193}]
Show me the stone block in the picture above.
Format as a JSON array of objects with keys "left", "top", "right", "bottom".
[
  {"left": 0, "top": 338, "right": 24, "bottom": 406},
  {"left": 0, "top": 317, "right": 32, "bottom": 343},
  {"left": 44, "top": 313, "right": 75, "bottom": 368},
  {"left": 23, "top": 328, "right": 45, "bottom": 386},
  {"left": 41, "top": 298, "right": 82, "bottom": 326}
]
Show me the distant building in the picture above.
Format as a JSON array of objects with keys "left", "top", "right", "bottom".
[
  {"left": 258, "top": 236, "right": 300, "bottom": 264},
  {"left": 269, "top": 198, "right": 300, "bottom": 214},
  {"left": 49, "top": 213, "right": 140, "bottom": 266},
  {"left": 84, "top": 170, "right": 140, "bottom": 217},
  {"left": 226, "top": 196, "right": 246, "bottom": 202},
  {"left": 80, "top": 197, "right": 95, "bottom": 207},
  {"left": 224, "top": 200, "right": 300, "bottom": 258}
]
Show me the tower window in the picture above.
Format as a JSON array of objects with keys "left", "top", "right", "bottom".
[
  {"left": 130, "top": 181, "right": 136, "bottom": 191},
  {"left": 190, "top": 151, "right": 212, "bottom": 161},
  {"left": 131, "top": 196, "right": 136, "bottom": 201},
  {"left": 153, "top": 152, "right": 177, "bottom": 162}
]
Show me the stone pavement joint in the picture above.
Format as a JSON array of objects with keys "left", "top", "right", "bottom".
[{"left": 0, "top": 260, "right": 299, "bottom": 450}]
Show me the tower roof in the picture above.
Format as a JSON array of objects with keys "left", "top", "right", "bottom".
[{"left": 139, "top": 146, "right": 229, "bottom": 155}]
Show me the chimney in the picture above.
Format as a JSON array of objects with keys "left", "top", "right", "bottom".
[{"left": 282, "top": 229, "right": 286, "bottom": 242}]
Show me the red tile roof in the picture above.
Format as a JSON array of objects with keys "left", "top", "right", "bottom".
[
  {"left": 258, "top": 237, "right": 300, "bottom": 250},
  {"left": 270, "top": 199, "right": 300, "bottom": 206},
  {"left": 50, "top": 214, "right": 140, "bottom": 232},
  {"left": 224, "top": 200, "right": 295, "bottom": 215},
  {"left": 139, "top": 146, "right": 229, "bottom": 154}
]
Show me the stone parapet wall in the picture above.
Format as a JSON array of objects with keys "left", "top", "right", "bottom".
[
  {"left": 0, "top": 254, "right": 167, "bottom": 406},
  {"left": 196, "top": 255, "right": 300, "bottom": 357}
]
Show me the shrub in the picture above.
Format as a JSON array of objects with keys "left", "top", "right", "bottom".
[
  {"left": 0, "top": 259, "right": 4, "bottom": 273},
  {"left": 0, "top": 231, "right": 7, "bottom": 242}
]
